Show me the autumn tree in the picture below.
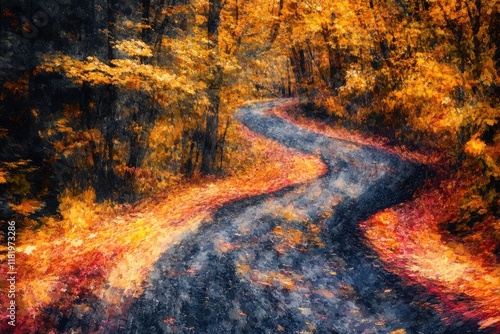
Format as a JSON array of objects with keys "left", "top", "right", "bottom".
[{"left": 275, "top": 0, "right": 499, "bottom": 244}]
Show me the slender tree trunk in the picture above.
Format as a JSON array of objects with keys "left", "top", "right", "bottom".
[
  {"left": 184, "top": 139, "right": 197, "bottom": 177},
  {"left": 141, "top": 0, "right": 152, "bottom": 41},
  {"left": 201, "top": 0, "right": 223, "bottom": 175},
  {"left": 321, "top": 29, "right": 345, "bottom": 92},
  {"left": 94, "top": 0, "right": 118, "bottom": 201},
  {"left": 307, "top": 41, "right": 329, "bottom": 86},
  {"left": 124, "top": 0, "right": 154, "bottom": 195},
  {"left": 201, "top": 74, "right": 222, "bottom": 174},
  {"left": 289, "top": 47, "right": 311, "bottom": 98},
  {"left": 287, "top": 59, "right": 293, "bottom": 96},
  {"left": 469, "top": 0, "right": 482, "bottom": 78},
  {"left": 325, "top": 42, "right": 342, "bottom": 91},
  {"left": 219, "top": 119, "right": 230, "bottom": 169}
]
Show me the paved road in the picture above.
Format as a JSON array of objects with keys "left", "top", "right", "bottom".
[{"left": 120, "top": 100, "right": 481, "bottom": 333}]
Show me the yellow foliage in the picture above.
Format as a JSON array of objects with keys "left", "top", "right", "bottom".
[
  {"left": 113, "top": 39, "right": 153, "bottom": 58},
  {"left": 465, "top": 138, "right": 487, "bottom": 156},
  {"left": 40, "top": 52, "right": 199, "bottom": 109},
  {"left": 385, "top": 54, "right": 463, "bottom": 134},
  {"left": 340, "top": 66, "right": 376, "bottom": 95}
]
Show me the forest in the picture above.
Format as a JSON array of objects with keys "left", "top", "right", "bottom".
[{"left": 0, "top": 0, "right": 499, "bottom": 332}]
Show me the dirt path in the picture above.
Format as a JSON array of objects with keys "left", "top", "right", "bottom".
[{"left": 88, "top": 100, "right": 483, "bottom": 333}]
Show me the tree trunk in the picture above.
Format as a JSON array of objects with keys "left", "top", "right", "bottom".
[
  {"left": 94, "top": 0, "right": 119, "bottom": 201},
  {"left": 289, "top": 47, "right": 312, "bottom": 99},
  {"left": 201, "top": 72, "right": 222, "bottom": 174},
  {"left": 219, "top": 118, "right": 230, "bottom": 169},
  {"left": 201, "top": 0, "right": 223, "bottom": 175},
  {"left": 124, "top": 0, "right": 153, "bottom": 196},
  {"left": 326, "top": 41, "right": 344, "bottom": 91},
  {"left": 321, "top": 29, "right": 345, "bottom": 92}
]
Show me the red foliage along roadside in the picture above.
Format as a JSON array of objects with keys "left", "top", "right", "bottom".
[{"left": 361, "top": 176, "right": 500, "bottom": 331}]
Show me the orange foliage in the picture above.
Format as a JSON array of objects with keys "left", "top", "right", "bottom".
[
  {"left": 0, "top": 168, "right": 7, "bottom": 184},
  {"left": 3, "top": 74, "right": 29, "bottom": 97},
  {"left": 9, "top": 199, "right": 43, "bottom": 216},
  {"left": 0, "top": 118, "right": 326, "bottom": 330}
]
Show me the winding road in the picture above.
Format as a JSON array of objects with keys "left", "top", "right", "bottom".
[{"left": 121, "top": 100, "right": 480, "bottom": 333}]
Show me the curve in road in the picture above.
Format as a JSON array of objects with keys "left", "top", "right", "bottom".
[{"left": 123, "top": 100, "right": 480, "bottom": 333}]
